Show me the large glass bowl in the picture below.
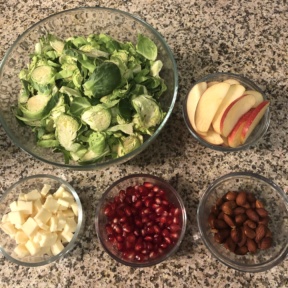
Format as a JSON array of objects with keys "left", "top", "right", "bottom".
[
  {"left": 0, "top": 174, "right": 84, "bottom": 267},
  {"left": 95, "top": 174, "right": 187, "bottom": 267},
  {"left": 183, "top": 72, "right": 270, "bottom": 152},
  {"left": 197, "top": 172, "right": 288, "bottom": 272},
  {"left": 0, "top": 7, "right": 178, "bottom": 170}
]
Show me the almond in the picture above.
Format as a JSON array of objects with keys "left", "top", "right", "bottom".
[
  {"left": 256, "top": 208, "right": 269, "bottom": 218},
  {"left": 236, "top": 191, "right": 247, "bottom": 206},
  {"left": 246, "top": 192, "right": 256, "bottom": 203},
  {"left": 216, "top": 197, "right": 224, "bottom": 207},
  {"left": 255, "top": 200, "right": 264, "bottom": 209},
  {"left": 244, "top": 225, "right": 256, "bottom": 239},
  {"left": 265, "top": 227, "right": 272, "bottom": 238},
  {"left": 210, "top": 205, "right": 219, "bottom": 215},
  {"left": 238, "top": 228, "right": 247, "bottom": 247},
  {"left": 235, "top": 213, "right": 247, "bottom": 226},
  {"left": 221, "top": 200, "right": 237, "bottom": 215},
  {"left": 258, "top": 216, "right": 270, "bottom": 226},
  {"left": 217, "top": 211, "right": 225, "bottom": 220},
  {"left": 223, "top": 213, "right": 236, "bottom": 228},
  {"left": 208, "top": 213, "right": 216, "bottom": 229},
  {"left": 235, "top": 245, "right": 248, "bottom": 255},
  {"left": 246, "top": 208, "right": 260, "bottom": 222},
  {"left": 255, "top": 224, "right": 267, "bottom": 243},
  {"left": 224, "top": 237, "right": 236, "bottom": 252},
  {"left": 214, "top": 219, "right": 229, "bottom": 230},
  {"left": 230, "top": 227, "right": 241, "bottom": 243},
  {"left": 259, "top": 237, "right": 272, "bottom": 250},
  {"left": 214, "top": 229, "right": 230, "bottom": 243},
  {"left": 244, "top": 219, "right": 257, "bottom": 229},
  {"left": 241, "top": 202, "right": 251, "bottom": 209},
  {"left": 233, "top": 207, "right": 246, "bottom": 215},
  {"left": 224, "top": 191, "right": 238, "bottom": 201},
  {"left": 247, "top": 238, "right": 257, "bottom": 253}
]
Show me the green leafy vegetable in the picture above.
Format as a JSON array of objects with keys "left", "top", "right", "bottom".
[{"left": 15, "top": 32, "right": 167, "bottom": 165}]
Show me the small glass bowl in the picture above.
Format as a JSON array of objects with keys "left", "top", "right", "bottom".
[
  {"left": 197, "top": 172, "right": 288, "bottom": 272},
  {"left": 95, "top": 174, "right": 187, "bottom": 267},
  {"left": 183, "top": 72, "right": 270, "bottom": 151},
  {"left": 0, "top": 7, "right": 178, "bottom": 170},
  {"left": 0, "top": 175, "right": 84, "bottom": 267}
]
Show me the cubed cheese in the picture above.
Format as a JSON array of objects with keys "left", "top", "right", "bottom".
[
  {"left": 17, "top": 201, "right": 33, "bottom": 214},
  {"left": 38, "top": 231, "right": 57, "bottom": 247},
  {"left": 38, "top": 246, "right": 52, "bottom": 256},
  {"left": 56, "top": 215, "right": 66, "bottom": 231},
  {"left": 0, "top": 222, "right": 17, "bottom": 237},
  {"left": 25, "top": 239, "right": 40, "bottom": 256},
  {"left": 51, "top": 239, "right": 64, "bottom": 256},
  {"left": 22, "top": 217, "right": 38, "bottom": 238},
  {"left": 61, "top": 230, "right": 73, "bottom": 243},
  {"left": 8, "top": 211, "right": 26, "bottom": 225},
  {"left": 57, "top": 198, "right": 70, "bottom": 208},
  {"left": 70, "top": 202, "right": 78, "bottom": 217},
  {"left": 59, "top": 209, "right": 75, "bottom": 218},
  {"left": 63, "top": 217, "right": 77, "bottom": 233},
  {"left": 9, "top": 201, "right": 18, "bottom": 212},
  {"left": 43, "top": 195, "right": 59, "bottom": 213},
  {"left": 34, "top": 207, "right": 52, "bottom": 225},
  {"left": 25, "top": 189, "right": 41, "bottom": 201},
  {"left": 40, "top": 183, "right": 51, "bottom": 197},
  {"left": 49, "top": 216, "right": 58, "bottom": 232},
  {"left": 14, "top": 244, "right": 30, "bottom": 258},
  {"left": 1, "top": 214, "right": 9, "bottom": 223},
  {"left": 62, "top": 190, "right": 74, "bottom": 199},
  {"left": 38, "top": 222, "right": 49, "bottom": 231},
  {"left": 15, "top": 230, "right": 29, "bottom": 244},
  {"left": 53, "top": 186, "right": 66, "bottom": 199},
  {"left": 33, "top": 198, "right": 43, "bottom": 214},
  {"left": 18, "top": 193, "right": 26, "bottom": 201}
]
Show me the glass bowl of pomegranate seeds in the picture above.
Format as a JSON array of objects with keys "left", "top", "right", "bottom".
[
  {"left": 95, "top": 174, "right": 187, "bottom": 267},
  {"left": 197, "top": 172, "right": 288, "bottom": 272}
]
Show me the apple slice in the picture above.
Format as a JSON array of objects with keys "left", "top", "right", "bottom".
[
  {"left": 223, "top": 79, "right": 241, "bottom": 85},
  {"left": 220, "top": 94, "right": 256, "bottom": 137},
  {"left": 212, "top": 84, "right": 246, "bottom": 134},
  {"left": 195, "top": 82, "right": 230, "bottom": 133},
  {"left": 227, "top": 109, "right": 253, "bottom": 148},
  {"left": 207, "top": 81, "right": 221, "bottom": 88},
  {"left": 240, "top": 100, "right": 269, "bottom": 144},
  {"left": 186, "top": 82, "right": 208, "bottom": 135},
  {"left": 200, "top": 129, "right": 224, "bottom": 145},
  {"left": 245, "top": 90, "right": 264, "bottom": 107}
]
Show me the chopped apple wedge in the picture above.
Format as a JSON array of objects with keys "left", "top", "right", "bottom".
[
  {"left": 212, "top": 84, "right": 246, "bottom": 134},
  {"left": 186, "top": 82, "right": 208, "bottom": 135},
  {"left": 240, "top": 100, "right": 269, "bottom": 144},
  {"left": 227, "top": 109, "right": 253, "bottom": 148},
  {"left": 223, "top": 79, "right": 241, "bottom": 85},
  {"left": 245, "top": 90, "right": 264, "bottom": 108},
  {"left": 195, "top": 82, "right": 230, "bottom": 133},
  {"left": 220, "top": 94, "right": 256, "bottom": 137},
  {"left": 200, "top": 129, "right": 224, "bottom": 145}
]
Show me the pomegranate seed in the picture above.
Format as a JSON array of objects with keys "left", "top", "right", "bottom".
[
  {"left": 126, "top": 186, "right": 135, "bottom": 195},
  {"left": 153, "top": 225, "right": 161, "bottom": 234},
  {"left": 143, "top": 181, "right": 154, "bottom": 188},
  {"left": 173, "top": 216, "right": 180, "bottom": 224},
  {"left": 123, "top": 250, "right": 135, "bottom": 260},
  {"left": 170, "top": 224, "right": 181, "bottom": 232},
  {"left": 139, "top": 185, "right": 149, "bottom": 196},
  {"left": 132, "top": 195, "right": 138, "bottom": 202},
  {"left": 144, "top": 235, "right": 153, "bottom": 242},
  {"left": 105, "top": 224, "right": 113, "bottom": 235},
  {"left": 159, "top": 216, "right": 167, "bottom": 224},
  {"left": 153, "top": 185, "right": 160, "bottom": 192},
  {"left": 162, "top": 229, "right": 170, "bottom": 238},
  {"left": 125, "top": 241, "right": 135, "bottom": 250},
  {"left": 142, "top": 208, "right": 151, "bottom": 215},
  {"left": 116, "top": 235, "right": 124, "bottom": 242},
  {"left": 152, "top": 203, "right": 160, "bottom": 209},
  {"left": 112, "top": 217, "right": 119, "bottom": 224},
  {"left": 135, "top": 254, "right": 144, "bottom": 261},
  {"left": 122, "top": 223, "right": 133, "bottom": 233},
  {"left": 155, "top": 206, "right": 164, "bottom": 215},
  {"left": 119, "top": 190, "right": 126, "bottom": 200},
  {"left": 113, "top": 224, "right": 122, "bottom": 234},
  {"left": 146, "top": 242, "right": 154, "bottom": 251},
  {"left": 134, "top": 200, "right": 143, "bottom": 209},
  {"left": 155, "top": 197, "right": 162, "bottom": 205},
  {"left": 135, "top": 242, "right": 143, "bottom": 252},
  {"left": 117, "top": 242, "right": 124, "bottom": 251},
  {"left": 173, "top": 208, "right": 181, "bottom": 216},
  {"left": 124, "top": 195, "right": 132, "bottom": 204},
  {"left": 170, "top": 232, "right": 179, "bottom": 240},
  {"left": 157, "top": 190, "right": 165, "bottom": 197},
  {"left": 134, "top": 228, "right": 141, "bottom": 237},
  {"left": 145, "top": 198, "right": 153, "bottom": 207},
  {"left": 149, "top": 250, "right": 158, "bottom": 259},
  {"left": 119, "top": 216, "right": 128, "bottom": 223},
  {"left": 108, "top": 234, "right": 115, "bottom": 243},
  {"left": 160, "top": 242, "right": 168, "bottom": 249},
  {"left": 142, "top": 216, "right": 149, "bottom": 224},
  {"left": 124, "top": 206, "right": 132, "bottom": 216},
  {"left": 146, "top": 226, "right": 154, "bottom": 235},
  {"left": 164, "top": 237, "right": 172, "bottom": 245},
  {"left": 134, "top": 217, "right": 143, "bottom": 227},
  {"left": 126, "top": 234, "right": 136, "bottom": 243}
]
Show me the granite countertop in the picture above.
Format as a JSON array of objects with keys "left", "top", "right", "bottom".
[{"left": 0, "top": 0, "right": 287, "bottom": 287}]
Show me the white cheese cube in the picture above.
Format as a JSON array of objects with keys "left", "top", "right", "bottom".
[
  {"left": 8, "top": 211, "right": 26, "bottom": 225},
  {"left": 38, "top": 222, "right": 49, "bottom": 231},
  {"left": 62, "top": 190, "right": 73, "bottom": 199},
  {"left": 56, "top": 216, "right": 66, "bottom": 231},
  {"left": 9, "top": 201, "right": 18, "bottom": 212},
  {"left": 0, "top": 222, "right": 17, "bottom": 237},
  {"left": 49, "top": 216, "right": 58, "bottom": 232},
  {"left": 22, "top": 217, "right": 39, "bottom": 238},
  {"left": 1, "top": 214, "right": 9, "bottom": 223},
  {"left": 43, "top": 195, "right": 59, "bottom": 213},
  {"left": 25, "top": 239, "right": 40, "bottom": 256},
  {"left": 40, "top": 183, "right": 51, "bottom": 196},
  {"left": 53, "top": 186, "right": 66, "bottom": 199},
  {"left": 61, "top": 230, "right": 73, "bottom": 243},
  {"left": 71, "top": 202, "right": 78, "bottom": 217},
  {"left": 18, "top": 193, "right": 26, "bottom": 201},
  {"left": 38, "top": 246, "right": 52, "bottom": 256},
  {"left": 38, "top": 231, "right": 57, "bottom": 247},
  {"left": 63, "top": 217, "right": 77, "bottom": 233},
  {"left": 57, "top": 204, "right": 68, "bottom": 211},
  {"left": 33, "top": 198, "right": 43, "bottom": 213},
  {"left": 34, "top": 207, "right": 52, "bottom": 225},
  {"left": 57, "top": 198, "right": 70, "bottom": 208},
  {"left": 25, "top": 189, "right": 41, "bottom": 201},
  {"left": 14, "top": 244, "right": 30, "bottom": 258},
  {"left": 59, "top": 209, "right": 75, "bottom": 218},
  {"left": 51, "top": 239, "right": 64, "bottom": 256},
  {"left": 15, "top": 230, "right": 29, "bottom": 244},
  {"left": 17, "top": 201, "right": 33, "bottom": 214}
]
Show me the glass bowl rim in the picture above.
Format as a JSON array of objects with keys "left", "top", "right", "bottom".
[
  {"left": 182, "top": 72, "right": 270, "bottom": 152},
  {"left": 197, "top": 171, "right": 288, "bottom": 272},
  {"left": 0, "top": 6, "right": 178, "bottom": 170},
  {"left": 0, "top": 174, "right": 83, "bottom": 267},
  {"left": 95, "top": 173, "right": 187, "bottom": 267}
]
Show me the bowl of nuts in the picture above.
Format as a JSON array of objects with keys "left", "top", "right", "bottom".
[
  {"left": 197, "top": 172, "right": 288, "bottom": 272},
  {"left": 95, "top": 174, "right": 187, "bottom": 267}
]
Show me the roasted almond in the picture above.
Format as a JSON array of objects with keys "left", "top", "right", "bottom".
[
  {"left": 223, "top": 213, "right": 236, "bottom": 228},
  {"left": 235, "top": 245, "right": 248, "bottom": 255},
  {"left": 255, "top": 224, "right": 267, "bottom": 243},
  {"left": 246, "top": 192, "right": 256, "bottom": 203},
  {"left": 217, "top": 211, "right": 225, "bottom": 220},
  {"left": 244, "top": 219, "right": 257, "bottom": 229},
  {"left": 246, "top": 208, "right": 260, "bottom": 222},
  {"left": 238, "top": 228, "right": 247, "bottom": 247},
  {"left": 265, "top": 227, "right": 273, "bottom": 238},
  {"left": 208, "top": 213, "right": 216, "bottom": 228},
  {"left": 224, "top": 237, "right": 236, "bottom": 252},
  {"left": 230, "top": 227, "right": 241, "bottom": 243},
  {"left": 244, "top": 225, "right": 256, "bottom": 239},
  {"left": 214, "top": 229, "right": 230, "bottom": 243},
  {"left": 256, "top": 208, "right": 269, "bottom": 218},
  {"left": 235, "top": 213, "right": 247, "bottom": 226},
  {"left": 221, "top": 200, "right": 237, "bottom": 215},
  {"left": 224, "top": 191, "right": 238, "bottom": 201},
  {"left": 233, "top": 207, "right": 246, "bottom": 215},
  {"left": 216, "top": 197, "right": 224, "bottom": 207},
  {"left": 214, "top": 219, "right": 229, "bottom": 230},
  {"left": 247, "top": 238, "right": 257, "bottom": 253},
  {"left": 236, "top": 191, "right": 247, "bottom": 206},
  {"left": 210, "top": 205, "right": 219, "bottom": 215},
  {"left": 255, "top": 200, "right": 264, "bottom": 209},
  {"left": 258, "top": 216, "right": 270, "bottom": 226},
  {"left": 241, "top": 202, "right": 251, "bottom": 209},
  {"left": 259, "top": 237, "right": 272, "bottom": 250}
]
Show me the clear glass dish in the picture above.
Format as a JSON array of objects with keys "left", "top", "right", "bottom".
[
  {"left": 95, "top": 174, "right": 187, "bottom": 267},
  {"left": 197, "top": 172, "right": 288, "bottom": 272},
  {"left": 0, "top": 174, "right": 84, "bottom": 267},
  {"left": 183, "top": 72, "right": 270, "bottom": 151},
  {"left": 0, "top": 7, "right": 178, "bottom": 170}
]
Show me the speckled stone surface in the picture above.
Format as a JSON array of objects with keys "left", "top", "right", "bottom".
[{"left": 0, "top": 0, "right": 288, "bottom": 287}]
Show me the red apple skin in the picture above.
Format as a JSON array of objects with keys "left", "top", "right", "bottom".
[
  {"left": 227, "top": 109, "right": 254, "bottom": 148},
  {"left": 220, "top": 94, "right": 256, "bottom": 137},
  {"left": 240, "top": 100, "right": 270, "bottom": 144}
]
